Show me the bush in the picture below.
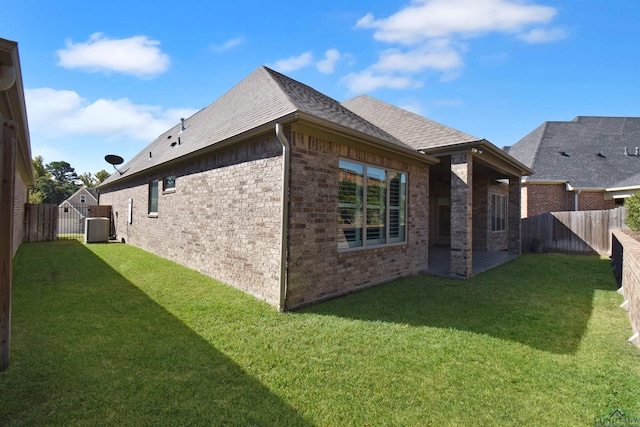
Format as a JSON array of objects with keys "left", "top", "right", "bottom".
[{"left": 625, "top": 193, "right": 640, "bottom": 231}]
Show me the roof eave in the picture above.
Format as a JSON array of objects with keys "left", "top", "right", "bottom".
[
  {"left": 98, "top": 112, "right": 300, "bottom": 190},
  {"left": 295, "top": 111, "right": 439, "bottom": 165},
  {"left": 0, "top": 38, "right": 34, "bottom": 187},
  {"left": 424, "top": 139, "right": 533, "bottom": 176}
]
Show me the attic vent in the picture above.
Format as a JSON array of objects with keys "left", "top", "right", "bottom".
[
  {"left": 559, "top": 151, "right": 570, "bottom": 157},
  {"left": 596, "top": 152, "right": 606, "bottom": 158}
]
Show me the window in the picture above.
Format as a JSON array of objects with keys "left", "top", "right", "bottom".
[
  {"left": 492, "top": 194, "right": 507, "bottom": 231},
  {"left": 338, "top": 159, "right": 407, "bottom": 249},
  {"left": 163, "top": 175, "right": 176, "bottom": 191},
  {"left": 80, "top": 195, "right": 86, "bottom": 203},
  {"left": 148, "top": 180, "right": 159, "bottom": 214}
]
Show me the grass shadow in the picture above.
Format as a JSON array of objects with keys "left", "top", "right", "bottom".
[
  {"left": 3, "top": 240, "right": 311, "bottom": 426},
  {"left": 301, "top": 253, "right": 618, "bottom": 355}
]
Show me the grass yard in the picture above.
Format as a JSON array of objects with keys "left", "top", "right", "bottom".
[{"left": 2, "top": 240, "right": 639, "bottom": 426}]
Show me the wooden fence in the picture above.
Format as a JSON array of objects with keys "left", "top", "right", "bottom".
[
  {"left": 23, "top": 204, "right": 57, "bottom": 242},
  {"left": 522, "top": 207, "right": 627, "bottom": 255},
  {"left": 23, "top": 203, "right": 113, "bottom": 242}
]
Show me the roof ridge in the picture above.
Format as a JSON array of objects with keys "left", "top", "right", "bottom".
[
  {"left": 531, "top": 121, "right": 550, "bottom": 166},
  {"left": 344, "top": 95, "right": 479, "bottom": 140}
]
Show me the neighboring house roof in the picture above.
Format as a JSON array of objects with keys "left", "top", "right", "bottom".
[
  {"left": 100, "top": 66, "right": 432, "bottom": 187},
  {"left": 58, "top": 200, "right": 85, "bottom": 217},
  {"left": 506, "top": 116, "right": 640, "bottom": 189},
  {"left": 61, "top": 187, "right": 99, "bottom": 206},
  {"left": 0, "top": 38, "right": 34, "bottom": 186},
  {"left": 342, "top": 95, "right": 479, "bottom": 150}
]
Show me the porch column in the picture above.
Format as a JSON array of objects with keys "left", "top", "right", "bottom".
[
  {"left": 450, "top": 152, "right": 472, "bottom": 278},
  {"left": 508, "top": 176, "right": 522, "bottom": 255}
]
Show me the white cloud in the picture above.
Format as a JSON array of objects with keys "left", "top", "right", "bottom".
[
  {"left": 373, "top": 40, "right": 464, "bottom": 73},
  {"left": 270, "top": 52, "right": 314, "bottom": 72},
  {"left": 25, "top": 88, "right": 198, "bottom": 141},
  {"left": 56, "top": 33, "right": 170, "bottom": 77},
  {"left": 317, "top": 49, "right": 342, "bottom": 74},
  {"left": 356, "top": 0, "right": 558, "bottom": 44},
  {"left": 351, "top": 0, "right": 564, "bottom": 87},
  {"left": 341, "top": 70, "right": 422, "bottom": 93},
  {"left": 211, "top": 37, "right": 245, "bottom": 53},
  {"left": 518, "top": 26, "right": 567, "bottom": 43}
]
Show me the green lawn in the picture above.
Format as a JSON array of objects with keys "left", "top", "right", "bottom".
[{"left": 2, "top": 240, "right": 639, "bottom": 426}]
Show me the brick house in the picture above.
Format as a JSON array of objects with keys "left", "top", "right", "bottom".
[
  {"left": 1, "top": 38, "right": 35, "bottom": 368},
  {"left": 505, "top": 116, "right": 640, "bottom": 218},
  {"left": 0, "top": 38, "right": 34, "bottom": 258},
  {"left": 98, "top": 66, "right": 530, "bottom": 309}
]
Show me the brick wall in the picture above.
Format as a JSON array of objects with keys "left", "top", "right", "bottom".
[
  {"left": 523, "top": 183, "right": 615, "bottom": 217},
  {"left": 523, "top": 183, "right": 573, "bottom": 217},
  {"left": 13, "top": 176, "right": 27, "bottom": 257},
  {"left": 577, "top": 191, "right": 616, "bottom": 211},
  {"left": 100, "top": 134, "right": 284, "bottom": 305},
  {"left": 472, "top": 173, "right": 488, "bottom": 250},
  {"left": 284, "top": 124, "right": 430, "bottom": 309},
  {"left": 611, "top": 230, "right": 640, "bottom": 348}
]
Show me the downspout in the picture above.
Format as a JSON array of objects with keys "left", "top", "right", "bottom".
[
  {"left": 566, "top": 182, "right": 580, "bottom": 211},
  {"left": 275, "top": 123, "right": 290, "bottom": 312}
]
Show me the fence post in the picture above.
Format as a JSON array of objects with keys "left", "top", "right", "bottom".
[{"left": 0, "top": 118, "right": 17, "bottom": 370}]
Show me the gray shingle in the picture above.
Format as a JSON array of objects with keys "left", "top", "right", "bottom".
[
  {"left": 100, "top": 67, "right": 414, "bottom": 186},
  {"left": 508, "top": 116, "right": 640, "bottom": 188},
  {"left": 342, "top": 95, "right": 479, "bottom": 150}
]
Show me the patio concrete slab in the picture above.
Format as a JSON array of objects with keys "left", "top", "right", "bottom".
[{"left": 427, "top": 246, "right": 518, "bottom": 278}]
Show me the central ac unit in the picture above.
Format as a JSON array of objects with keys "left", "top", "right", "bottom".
[{"left": 85, "top": 217, "right": 110, "bottom": 243}]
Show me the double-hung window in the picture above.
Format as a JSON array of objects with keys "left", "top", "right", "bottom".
[
  {"left": 338, "top": 159, "right": 407, "bottom": 249},
  {"left": 148, "top": 180, "right": 159, "bottom": 215},
  {"left": 491, "top": 193, "right": 507, "bottom": 231}
]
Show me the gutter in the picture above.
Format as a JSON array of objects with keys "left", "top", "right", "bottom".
[
  {"left": 566, "top": 183, "right": 606, "bottom": 211},
  {"left": 275, "top": 123, "right": 290, "bottom": 312}
]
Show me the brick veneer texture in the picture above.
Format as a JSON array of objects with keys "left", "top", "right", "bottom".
[
  {"left": 523, "top": 183, "right": 615, "bottom": 217},
  {"left": 450, "top": 153, "right": 472, "bottom": 277},
  {"left": 100, "top": 125, "right": 431, "bottom": 309},
  {"left": 612, "top": 230, "right": 640, "bottom": 346},
  {"left": 285, "top": 124, "right": 430, "bottom": 309},
  {"left": 13, "top": 177, "right": 28, "bottom": 257},
  {"left": 100, "top": 134, "right": 285, "bottom": 306}
]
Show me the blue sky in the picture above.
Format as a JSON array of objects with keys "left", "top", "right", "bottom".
[{"left": 3, "top": 0, "right": 640, "bottom": 176}]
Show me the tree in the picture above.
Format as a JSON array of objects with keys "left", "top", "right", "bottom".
[
  {"left": 32, "top": 155, "right": 48, "bottom": 179},
  {"left": 95, "top": 170, "right": 110, "bottom": 185},
  {"left": 46, "top": 161, "right": 79, "bottom": 184},
  {"left": 78, "top": 170, "right": 111, "bottom": 188},
  {"left": 78, "top": 172, "right": 96, "bottom": 188},
  {"left": 28, "top": 156, "right": 49, "bottom": 203},
  {"left": 30, "top": 160, "right": 80, "bottom": 204}
]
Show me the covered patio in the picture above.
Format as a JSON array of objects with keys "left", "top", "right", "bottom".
[{"left": 426, "top": 245, "right": 518, "bottom": 278}]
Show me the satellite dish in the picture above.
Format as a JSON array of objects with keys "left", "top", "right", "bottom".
[{"left": 104, "top": 154, "right": 124, "bottom": 175}]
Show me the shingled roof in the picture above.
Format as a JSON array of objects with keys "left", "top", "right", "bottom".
[
  {"left": 506, "top": 116, "right": 640, "bottom": 189},
  {"left": 100, "top": 66, "right": 422, "bottom": 186},
  {"left": 342, "top": 95, "right": 479, "bottom": 150}
]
